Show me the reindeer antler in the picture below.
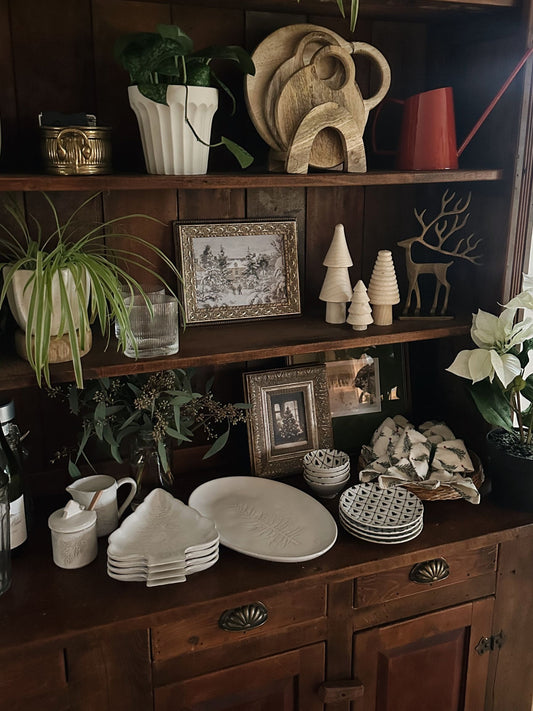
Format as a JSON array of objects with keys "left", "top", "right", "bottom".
[{"left": 400, "top": 190, "right": 482, "bottom": 263}]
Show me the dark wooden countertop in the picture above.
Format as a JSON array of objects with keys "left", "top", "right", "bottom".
[{"left": 2, "top": 485, "right": 533, "bottom": 653}]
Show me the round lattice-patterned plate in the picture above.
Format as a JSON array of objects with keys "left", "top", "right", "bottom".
[{"left": 339, "top": 482, "right": 424, "bottom": 531}]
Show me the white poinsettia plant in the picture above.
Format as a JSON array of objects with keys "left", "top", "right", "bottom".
[{"left": 447, "top": 273, "right": 533, "bottom": 445}]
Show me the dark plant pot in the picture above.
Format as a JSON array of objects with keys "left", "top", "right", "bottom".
[{"left": 486, "top": 428, "right": 533, "bottom": 511}]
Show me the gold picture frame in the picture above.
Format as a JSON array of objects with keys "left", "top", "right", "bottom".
[
  {"left": 244, "top": 365, "right": 333, "bottom": 478},
  {"left": 174, "top": 218, "right": 300, "bottom": 325}
]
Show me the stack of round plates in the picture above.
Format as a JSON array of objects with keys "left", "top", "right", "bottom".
[
  {"left": 339, "top": 482, "right": 424, "bottom": 544},
  {"left": 107, "top": 488, "right": 219, "bottom": 586}
]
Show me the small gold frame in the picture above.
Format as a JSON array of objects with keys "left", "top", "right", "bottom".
[{"left": 244, "top": 364, "right": 333, "bottom": 478}]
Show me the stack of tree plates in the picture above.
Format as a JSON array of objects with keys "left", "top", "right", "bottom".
[
  {"left": 338, "top": 482, "right": 424, "bottom": 544},
  {"left": 107, "top": 488, "right": 219, "bottom": 586}
]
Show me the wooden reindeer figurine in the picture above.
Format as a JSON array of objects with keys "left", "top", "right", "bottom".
[{"left": 397, "top": 190, "right": 482, "bottom": 317}]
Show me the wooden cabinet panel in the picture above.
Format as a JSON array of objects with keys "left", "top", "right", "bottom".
[
  {"left": 355, "top": 545, "right": 497, "bottom": 607},
  {"left": 353, "top": 598, "right": 494, "bottom": 711},
  {"left": 0, "top": 643, "right": 68, "bottom": 710},
  {"left": 154, "top": 643, "right": 325, "bottom": 711},
  {"left": 65, "top": 629, "right": 152, "bottom": 711},
  {"left": 152, "top": 584, "right": 326, "bottom": 660}
]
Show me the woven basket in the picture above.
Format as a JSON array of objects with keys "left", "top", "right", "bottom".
[{"left": 357, "top": 450, "right": 484, "bottom": 501}]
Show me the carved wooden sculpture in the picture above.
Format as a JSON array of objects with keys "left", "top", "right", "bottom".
[
  {"left": 319, "top": 224, "right": 353, "bottom": 323},
  {"left": 367, "top": 250, "right": 400, "bottom": 326},
  {"left": 397, "top": 190, "right": 482, "bottom": 317},
  {"left": 347, "top": 280, "right": 373, "bottom": 330}
]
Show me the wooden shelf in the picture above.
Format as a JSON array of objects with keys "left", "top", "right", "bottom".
[
  {"left": 0, "top": 314, "right": 470, "bottom": 390},
  {"left": 0, "top": 169, "right": 504, "bottom": 192},
  {"left": 139, "top": 0, "right": 518, "bottom": 17}
]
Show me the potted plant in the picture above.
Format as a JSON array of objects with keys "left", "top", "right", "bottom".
[
  {"left": 114, "top": 24, "right": 256, "bottom": 174},
  {"left": 0, "top": 192, "right": 180, "bottom": 388},
  {"left": 447, "top": 272, "right": 533, "bottom": 510},
  {"left": 50, "top": 369, "right": 248, "bottom": 504}
]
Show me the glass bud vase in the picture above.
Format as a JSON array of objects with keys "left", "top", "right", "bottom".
[{"left": 129, "top": 432, "right": 173, "bottom": 509}]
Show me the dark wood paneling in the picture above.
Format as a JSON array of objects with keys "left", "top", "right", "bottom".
[
  {"left": 178, "top": 188, "right": 246, "bottom": 221},
  {"left": 306, "top": 186, "right": 365, "bottom": 310},
  {"left": 487, "top": 535, "right": 533, "bottom": 711},
  {"left": 91, "top": 0, "right": 172, "bottom": 171},
  {"left": 0, "top": 0, "right": 18, "bottom": 170},
  {"left": 102, "top": 189, "right": 178, "bottom": 286},
  {"left": 66, "top": 629, "right": 153, "bottom": 711},
  {"left": 9, "top": 0, "right": 95, "bottom": 170},
  {"left": 355, "top": 545, "right": 497, "bottom": 607},
  {"left": 154, "top": 644, "right": 325, "bottom": 711},
  {"left": 353, "top": 599, "right": 493, "bottom": 711}
]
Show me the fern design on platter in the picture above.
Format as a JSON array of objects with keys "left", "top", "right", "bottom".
[{"left": 233, "top": 502, "right": 304, "bottom": 548}]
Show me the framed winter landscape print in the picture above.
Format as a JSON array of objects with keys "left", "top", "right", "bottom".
[
  {"left": 244, "top": 365, "right": 333, "bottom": 478},
  {"left": 174, "top": 218, "right": 300, "bottom": 325}
]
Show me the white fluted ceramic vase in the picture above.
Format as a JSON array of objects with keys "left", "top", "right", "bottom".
[{"left": 128, "top": 85, "right": 218, "bottom": 175}]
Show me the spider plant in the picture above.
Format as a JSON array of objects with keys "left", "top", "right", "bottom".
[
  {"left": 297, "top": 0, "right": 360, "bottom": 32},
  {"left": 0, "top": 192, "right": 181, "bottom": 388}
]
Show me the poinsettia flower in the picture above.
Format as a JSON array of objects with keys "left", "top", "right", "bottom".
[
  {"left": 471, "top": 307, "right": 533, "bottom": 352},
  {"left": 447, "top": 348, "right": 521, "bottom": 386}
]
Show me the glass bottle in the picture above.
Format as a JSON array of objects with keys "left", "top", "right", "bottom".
[
  {"left": 0, "top": 401, "right": 28, "bottom": 552},
  {"left": 0, "top": 469, "right": 11, "bottom": 595},
  {"left": 129, "top": 432, "right": 173, "bottom": 509}
]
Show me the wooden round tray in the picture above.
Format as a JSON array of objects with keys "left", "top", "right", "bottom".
[{"left": 357, "top": 450, "right": 484, "bottom": 501}]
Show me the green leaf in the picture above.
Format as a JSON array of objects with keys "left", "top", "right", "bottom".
[
  {"left": 194, "top": 44, "right": 255, "bottom": 76},
  {"left": 137, "top": 83, "right": 168, "bottom": 105},
  {"left": 181, "top": 59, "right": 211, "bottom": 86},
  {"left": 164, "top": 426, "right": 191, "bottom": 442},
  {"left": 68, "top": 459, "right": 82, "bottom": 479},
  {"left": 522, "top": 374, "right": 533, "bottom": 404},
  {"left": 202, "top": 425, "right": 230, "bottom": 459},
  {"left": 470, "top": 380, "right": 513, "bottom": 431},
  {"left": 157, "top": 24, "right": 193, "bottom": 46},
  {"left": 518, "top": 340, "right": 533, "bottom": 368},
  {"left": 348, "top": 0, "right": 359, "bottom": 32},
  {"left": 221, "top": 137, "right": 253, "bottom": 169}
]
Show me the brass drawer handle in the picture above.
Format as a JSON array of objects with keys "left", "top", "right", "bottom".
[
  {"left": 409, "top": 557, "right": 450, "bottom": 584},
  {"left": 218, "top": 602, "right": 268, "bottom": 631}
]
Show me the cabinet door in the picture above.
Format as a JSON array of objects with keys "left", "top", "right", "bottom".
[
  {"left": 353, "top": 598, "right": 493, "bottom": 711},
  {"left": 154, "top": 643, "right": 325, "bottom": 711}
]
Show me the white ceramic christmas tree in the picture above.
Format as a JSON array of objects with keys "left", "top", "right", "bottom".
[
  {"left": 347, "top": 280, "right": 373, "bottom": 330},
  {"left": 319, "top": 224, "right": 353, "bottom": 324},
  {"left": 367, "top": 250, "right": 400, "bottom": 326}
]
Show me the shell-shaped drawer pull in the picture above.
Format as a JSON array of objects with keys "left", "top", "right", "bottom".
[
  {"left": 409, "top": 557, "right": 450, "bottom": 584},
  {"left": 218, "top": 602, "right": 268, "bottom": 631}
]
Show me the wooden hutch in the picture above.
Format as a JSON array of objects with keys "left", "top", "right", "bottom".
[{"left": 1, "top": 0, "right": 533, "bottom": 709}]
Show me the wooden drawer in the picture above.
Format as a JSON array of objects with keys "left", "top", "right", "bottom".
[
  {"left": 151, "top": 583, "right": 326, "bottom": 662},
  {"left": 355, "top": 545, "right": 498, "bottom": 608}
]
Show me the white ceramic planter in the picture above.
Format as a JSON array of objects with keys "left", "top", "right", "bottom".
[
  {"left": 3, "top": 266, "right": 90, "bottom": 335},
  {"left": 128, "top": 85, "right": 218, "bottom": 175}
]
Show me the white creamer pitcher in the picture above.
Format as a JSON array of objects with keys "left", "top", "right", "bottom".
[{"left": 66, "top": 474, "right": 137, "bottom": 537}]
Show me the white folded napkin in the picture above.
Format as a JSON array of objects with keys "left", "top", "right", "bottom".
[{"left": 359, "top": 418, "right": 480, "bottom": 504}]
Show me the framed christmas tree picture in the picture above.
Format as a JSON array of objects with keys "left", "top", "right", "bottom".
[{"left": 244, "top": 365, "right": 333, "bottom": 478}]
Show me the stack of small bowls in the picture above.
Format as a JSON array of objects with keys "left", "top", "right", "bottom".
[{"left": 303, "top": 449, "right": 351, "bottom": 498}]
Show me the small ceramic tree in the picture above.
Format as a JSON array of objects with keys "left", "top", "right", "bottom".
[
  {"left": 319, "top": 224, "right": 353, "bottom": 323},
  {"left": 347, "top": 280, "right": 373, "bottom": 330},
  {"left": 367, "top": 250, "right": 400, "bottom": 326}
]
